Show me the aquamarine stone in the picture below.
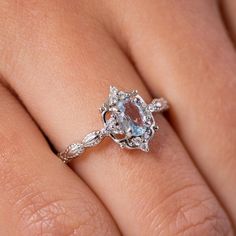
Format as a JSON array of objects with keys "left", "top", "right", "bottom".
[
  {"left": 128, "top": 124, "right": 144, "bottom": 136},
  {"left": 117, "top": 100, "right": 146, "bottom": 137}
]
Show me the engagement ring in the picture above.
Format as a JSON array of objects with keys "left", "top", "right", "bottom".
[{"left": 58, "top": 86, "right": 169, "bottom": 163}]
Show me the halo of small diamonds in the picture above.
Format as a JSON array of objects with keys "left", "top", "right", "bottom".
[{"left": 101, "top": 86, "right": 158, "bottom": 151}]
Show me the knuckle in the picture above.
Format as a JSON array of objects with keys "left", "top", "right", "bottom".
[
  {"left": 15, "top": 190, "right": 112, "bottom": 236},
  {"left": 140, "top": 184, "right": 233, "bottom": 236},
  {"left": 0, "top": 136, "right": 113, "bottom": 236},
  {"left": 173, "top": 199, "right": 233, "bottom": 236}
]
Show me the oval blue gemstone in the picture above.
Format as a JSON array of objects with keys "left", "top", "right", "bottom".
[{"left": 117, "top": 100, "right": 146, "bottom": 136}]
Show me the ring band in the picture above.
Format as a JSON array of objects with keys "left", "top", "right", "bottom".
[{"left": 57, "top": 86, "right": 169, "bottom": 163}]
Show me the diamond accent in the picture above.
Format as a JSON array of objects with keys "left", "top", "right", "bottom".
[
  {"left": 131, "top": 137, "right": 142, "bottom": 146},
  {"left": 148, "top": 98, "right": 169, "bottom": 112}
]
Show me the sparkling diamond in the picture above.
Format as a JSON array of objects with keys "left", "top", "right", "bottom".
[
  {"left": 140, "top": 143, "right": 149, "bottom": 152},
  {"left": 144, "top": 129, "right": 152, "bottom": 140},
  {"left": 118, "top": 91, "right": 129, "bottom": 100},
  {"left": 131, "top": 137, "right": 142, "bottom": 146},
  {"left": 148, "top": 98, "right": 169, "bottom": 112},
  {"left": 105, "top": 117, "right": 122, "bottom": 134},
  {"left": 109, "top": 86, "right": 119, "bottom": 105},
  {"left": 110, "top": 86, "right": 118, "bottom": 95}
]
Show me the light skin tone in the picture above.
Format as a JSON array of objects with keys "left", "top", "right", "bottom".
[{"left": 0, "top": 0, "right": 235, "bottom": 235}]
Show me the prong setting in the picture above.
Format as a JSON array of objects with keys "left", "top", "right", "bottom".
[{"left": 101, "top": 86, "right": 162, "bottom": 151}]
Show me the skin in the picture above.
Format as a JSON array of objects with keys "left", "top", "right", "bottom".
[{"left": 0, "top": 0, "right": 235, "bottom": 235}]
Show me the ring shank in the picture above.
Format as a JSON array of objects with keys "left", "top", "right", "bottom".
[
  {"left": 57, "top": 129, "right": 107, "bottom": 163},
  {"left": 57, "top": 96, "right": 168, "bottom": 163}
]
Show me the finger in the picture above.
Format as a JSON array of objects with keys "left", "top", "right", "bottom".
[
  {"left": 0, "top": 1, "right": 233, "bottom": 235},
  {"left": 220, "top": 0, "right": 236, "bottom": 43},
  {"left": 0, "top": 84, "right": 120, "bottom": 236},
  {"left": 108, "top": 0, "right": 236, "bottom": 224}
]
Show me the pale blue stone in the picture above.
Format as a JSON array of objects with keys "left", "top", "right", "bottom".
[
  {"left": 117, "top": 101, "right": 125, "bottom": 113},
  {"left": 116, "top": 99, "right": 146, "bottom": 137},
  {"left": 131, "top": 124, "right": 146, "bottom": 136}
]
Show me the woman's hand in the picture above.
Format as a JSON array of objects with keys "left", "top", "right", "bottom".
[{"left": 0, "top": 0, "right": 235, "bottom": 235}]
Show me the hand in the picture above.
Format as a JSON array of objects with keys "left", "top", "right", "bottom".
[{"left": 0, "top": 0, "right": 235, "bottom": 235}]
